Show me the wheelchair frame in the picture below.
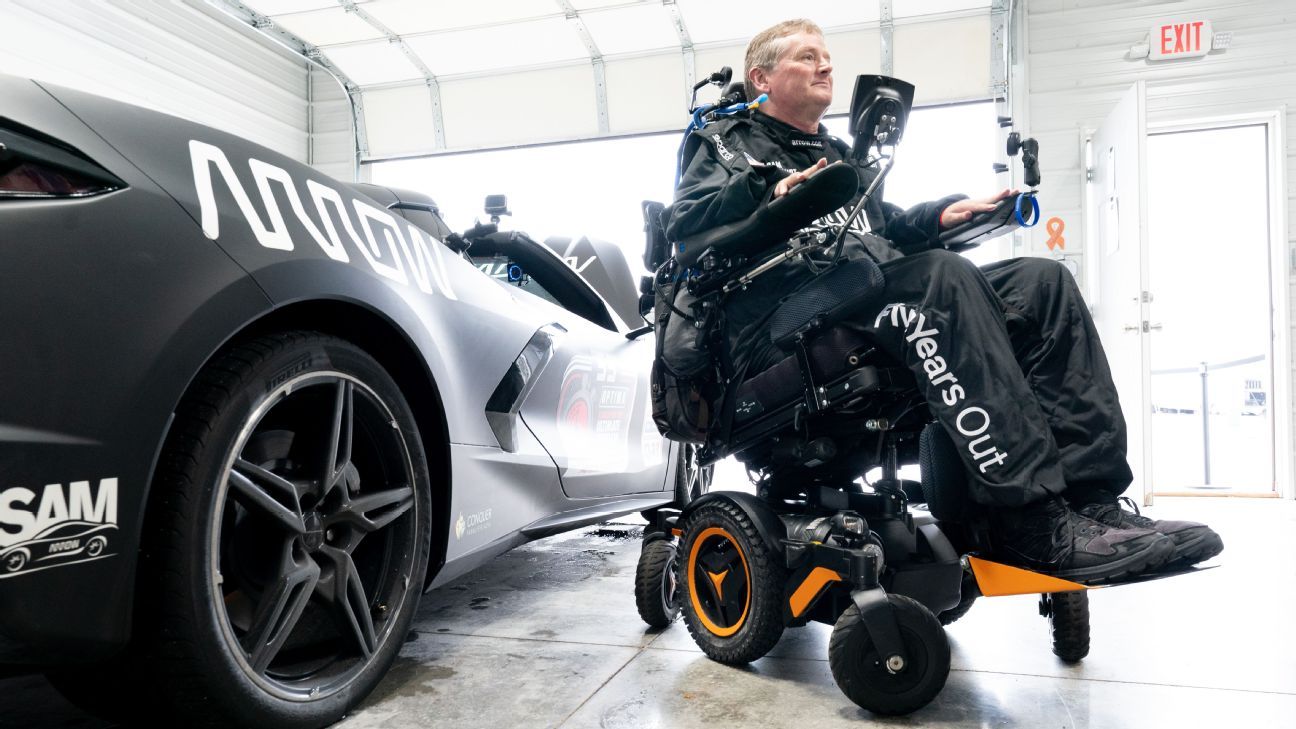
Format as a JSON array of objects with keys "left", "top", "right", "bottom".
[{"left": 632, "top": 72, "right": 1099, "bottom": 715}]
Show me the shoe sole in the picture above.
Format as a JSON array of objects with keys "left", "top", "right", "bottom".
[
  {"left": 1050, "top": 536, "right": 1176, "bottom": 584},
  {"left": 1162, "top": 531, "right": 1224, "bottom": 571}
]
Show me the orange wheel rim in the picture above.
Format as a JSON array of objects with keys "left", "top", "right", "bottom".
[{"left": 687, "top": 526, "right": 751, "bottom": 637}]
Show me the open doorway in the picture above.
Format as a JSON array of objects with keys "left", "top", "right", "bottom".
[{"left": 1145, "top": 123, "right": 1280, "bottom": 495}]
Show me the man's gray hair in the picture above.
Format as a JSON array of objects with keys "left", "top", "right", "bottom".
[{"left": 744, "top": 19, "right": 825, "bottom": 100}]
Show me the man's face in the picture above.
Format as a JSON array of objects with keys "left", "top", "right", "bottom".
[{"left": 757, "top": 31, "right": 834, "bottom": 115}]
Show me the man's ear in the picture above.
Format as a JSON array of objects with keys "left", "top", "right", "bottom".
[{"left": 749, "top": 67, "right": 770, "bottom": 95}]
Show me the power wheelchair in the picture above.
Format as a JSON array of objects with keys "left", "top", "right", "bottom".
[{"left": 631, "top": 74, "right": 1090, "bottom": 715}]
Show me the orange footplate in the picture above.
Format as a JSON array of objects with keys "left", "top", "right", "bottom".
[{"left": 966, "top": 556, "right": 1093, "bottom": 597}]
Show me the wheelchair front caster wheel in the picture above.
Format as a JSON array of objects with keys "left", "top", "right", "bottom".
[
  {"left": 635, "top": 539, "right": 680, "bottom": 628},
  {"left": 829, "top": 594, "right": 950, "bottom": 715},
  {"left": 1042, "top": 591, "right": 1090, "bottom": 663}
]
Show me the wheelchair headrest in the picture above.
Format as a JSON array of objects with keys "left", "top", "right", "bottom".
[{"left": 720, "top": 82, "right": 747, "bottom": 104}]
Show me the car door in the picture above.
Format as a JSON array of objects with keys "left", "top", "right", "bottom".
[{"left": 468, "top": 235, "right": 671, "bottom": 500}]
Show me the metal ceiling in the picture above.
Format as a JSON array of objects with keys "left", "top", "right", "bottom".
[{"left": 207, "top": 0, "right": 996, "bottom": 172}]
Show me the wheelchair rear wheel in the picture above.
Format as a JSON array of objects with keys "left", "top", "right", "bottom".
[
  {"left": 678, "top": 500, "right": 787, "bottom": 664},
  {"left": 635, "top": 538, "right": 680, "bottom": 628},
  {"left": 829, "top": 595, "right": 950, "bottom": 716}
]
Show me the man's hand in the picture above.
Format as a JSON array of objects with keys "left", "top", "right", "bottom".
[
  {"left": 772, "top": 157, "right": 828, "bottom": 199},
  {"left": 939, "top": 188, "right": 1019, "bottom": 230}
]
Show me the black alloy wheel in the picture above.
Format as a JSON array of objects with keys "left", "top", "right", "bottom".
[
  {"left": 677, "top": 443, "right": 714, "bottom": 505},
  {"left": 136, "top": 333, "right": 430, "bottom": 728}
]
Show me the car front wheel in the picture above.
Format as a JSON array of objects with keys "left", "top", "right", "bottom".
[{"left": 135, "top": 331, "right": 432, "bottom": 728}]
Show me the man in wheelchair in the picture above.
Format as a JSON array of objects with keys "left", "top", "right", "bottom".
[{"left": 664, "top": 18, "right": 1222, "bottom": 584}]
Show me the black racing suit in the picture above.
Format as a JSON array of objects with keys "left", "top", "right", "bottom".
[{"left": 667, "top": 110, "right": 1132, "bottom": 507}]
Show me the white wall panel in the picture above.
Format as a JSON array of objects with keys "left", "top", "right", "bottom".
[
  {"left": 824, "top": 28, "right": 884, "bottom": 115},
  {"left": 439, "top": 65, "right": 599, "bottom": 151},
  {"left": 1023, "top": 0, "right": 1295, "bottom": 262},
  {"left": 0, "top": 0, "right": 312, "bottom": 162},
  {"left": 310, "top": 66, "right": 356, "bottom": 181},
  {"left": 1021, "top": 0, "right": 1295, "bottom": 494},
  {"left": 606, "top": 54, "right": 687, "bottom": 134},
  {"left": 894, "top": 15, "right": 991, "bottom": 104},
  {"left": 344, "top": 6, "right": 979, "bottom": 157},
  {"left": 362, "top": 85, "right": 437, "bottom": 158},
  {"left": 694, "top": 43, "right": 746, "bottom": 89}
]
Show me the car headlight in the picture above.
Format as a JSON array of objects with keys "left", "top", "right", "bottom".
[{"left": 0, "top": 123, "right": 125, "bottom": 199}]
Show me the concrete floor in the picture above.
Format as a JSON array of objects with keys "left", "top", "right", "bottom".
[{"left": 2, "top": 495, "right": 1293, "bottom": 728}]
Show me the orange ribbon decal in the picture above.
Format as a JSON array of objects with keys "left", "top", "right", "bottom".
[{"left": 1045, "top": 217, "right": 1066, "bottom": 251}]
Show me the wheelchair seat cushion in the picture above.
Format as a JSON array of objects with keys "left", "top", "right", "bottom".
[{"left": 768, "top": 258, "right": 885, "bottom": 349}]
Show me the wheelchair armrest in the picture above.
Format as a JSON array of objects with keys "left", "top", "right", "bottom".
[
  {"left": 937, "top": 191, "right": 1039, "bottom": 252},
  {"left": 674, "top": 161, "right": 859, "bottom": 268}
]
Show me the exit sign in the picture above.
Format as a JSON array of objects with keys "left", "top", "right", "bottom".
[{"left": 1150, "top": 19, "right": 1213, "bottom": 60}]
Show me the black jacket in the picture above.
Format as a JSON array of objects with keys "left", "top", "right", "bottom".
[{"left": 666, "top": 110, "right": 964, "bottom": 376}]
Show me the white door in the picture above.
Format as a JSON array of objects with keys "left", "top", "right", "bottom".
[
  {"left": 1087, "top": 82, "right": 1152, "bottom": 505},
  {"left": 1145, "top": 124, "right": 1277, "bottom": 494}
]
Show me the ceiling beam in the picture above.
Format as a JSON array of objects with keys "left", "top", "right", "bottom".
[
  {"left": 555, "top": 0, "right": 610, "bottom": 134},
  {"left": 202, "top": 0, "right": 369, "bottom": 178},
  {"left": 339, "top": 0, "right": 446, "bottom": 149},
  {"left": 662, "top": 0, "right": 695, "bottom": 112}
]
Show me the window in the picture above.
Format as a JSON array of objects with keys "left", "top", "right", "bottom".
[
  {"left": 391, "top": 203, "right": 450, "bottom": 240},
  {"left": 368, "top": 100, "right": 1005, "bottom": 272},
  {"left": 471, "top": 253, "right": 566, "bottom": 310}
]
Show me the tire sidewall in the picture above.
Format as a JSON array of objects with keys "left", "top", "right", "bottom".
[
  {"left": 678, "top": 501, "right": 784, "bottom": 662},
  {"left": 830, "top": 595, "right": 950, "bottom": 714},
  {"left": 635, "top": 539, "right": 680, "bottom": 627},
  {"left": 153, "top": 334, "right": 432, "bottom": 728}
]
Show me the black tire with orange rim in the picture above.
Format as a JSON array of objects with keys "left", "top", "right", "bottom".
[{"left": 678, "top": 499, "right": 787, "bottom": 664}]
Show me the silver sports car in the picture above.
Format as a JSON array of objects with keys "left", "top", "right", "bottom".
[{"left": 0, "top": 72, "right": 699, "bottom": 728}]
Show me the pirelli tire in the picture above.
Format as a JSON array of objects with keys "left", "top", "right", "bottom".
[
  {"left": 634, "top": 538, "right": 681, "bottom": 628},
  {"left": 678, "top": 499, "right": 787, "bottom": 664},
  {"left": 132, "top": 331, "right": 433, "bottom": 729}
]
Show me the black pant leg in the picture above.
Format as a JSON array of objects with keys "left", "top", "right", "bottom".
[
  {"left": 865, "top": 250, "right": 1065, "bottom": 507},
  {"left": 978, "top": 257, "right": 1134, "bottom": 497}
]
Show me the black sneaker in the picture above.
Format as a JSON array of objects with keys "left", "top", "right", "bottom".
[
  {"left": 992, "top": 497, "right": 1174, "bottom": 583},
  {"left": 1075, "top": 492, "right": 1224, "bottom": 569}
]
